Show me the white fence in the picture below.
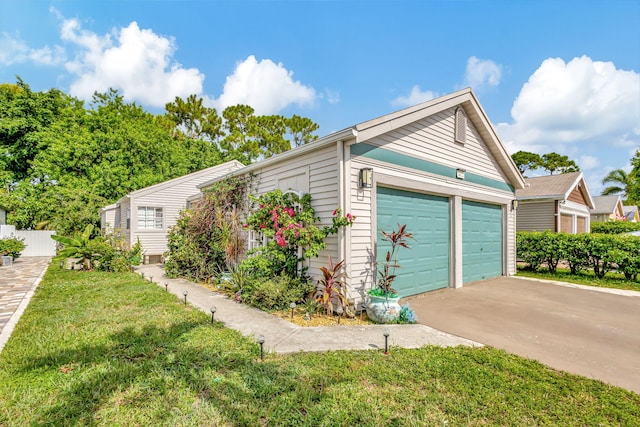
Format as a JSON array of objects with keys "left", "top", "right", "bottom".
[{"left": 0, "top": 225, "right": 57, "bottom": 257}]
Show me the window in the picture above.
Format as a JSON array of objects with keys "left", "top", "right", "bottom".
[
  {"left": 138, "top": 206, "right": 163, "bottom": 229},
  {"left": 247, "top": 230, "right": 267, "bottom": 252},
  {"left": 454, "top": 107, "right": 467, "bottom": 144}
]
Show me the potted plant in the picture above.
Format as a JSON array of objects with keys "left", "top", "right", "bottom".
[{"left": 366, "top": 224, "right": 413, "bottom": 323}]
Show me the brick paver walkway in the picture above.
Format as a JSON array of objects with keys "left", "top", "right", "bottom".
[{"left": 0, "top": 257, "right": 51, "bottom": 353}]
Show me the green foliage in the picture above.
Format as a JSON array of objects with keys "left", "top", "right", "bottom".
[
  {"left": 1, "top": 80, "right": 319, "bottom": 236},
  {"left": 242, "top": 273, "right": 313, "bottom": 312},
  {"left": 374, "top": 224, "right": 413, "bottom": 296},
  {"left": 601, "top": 168, "right": 635, "bottom": 200},
  {"left": 243, "top": 189, "right": 355, "bottom": 278},
  {"left": 51, "top": 224, "right": 100, "bottom": 270},
  {"left": 516, "top": 231, "right": 640, "bottom": 280},
  {"left": 510, "top": 150, "right": 579, "bottom": 176},
  {"left": 3, "top": 269, "right": 639, "bottom": 426},
  {"left": 590, "top": 221, "right": 640, "bottom": 234},
  {"left": 398, "top": 304, "right": 418, "bottom": 324},
  {"left": 165, "top": 176, "right": 250, "bottom": 282},
  {"left": 0, "top": 236, "right": 25, "bottom": 259},
  {"left": 314, "top": 256, "right": 349, "bottom": 316},
  {"left": 629, "top": 149, "right": 640, "bottom": 204},
  {"left": 511, "top": 151, "right": 543, "bottom": 176}
]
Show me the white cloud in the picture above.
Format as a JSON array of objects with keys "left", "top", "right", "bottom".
[
  {"left": 60, "top": 18, "right": 204, "bottom": 107},
  {"left": 578, "top": 155, "right": 600, "bottom": 170},
  {"left": 464, "top": 56, "right": 502, "bottom": 89},
  {"left": 0, "top": 33, "right": 65, "bottom": 66},
  {"left": 212, "top": 55, "right": 316, "bottom": 115},
  {"left": 391, "top": 85, "right": 438, "bottom": 108}
]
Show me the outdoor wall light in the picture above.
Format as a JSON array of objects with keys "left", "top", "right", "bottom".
[
  {"left": 511, "top": 200, "right": 519, "bottom": 211},
  {"left": 358, "top": 168, "right": 373, "bottom": 188},
  {"left": 456, "top": 168, "right": 466, "bottom": 180},
  {"left": 183, "top": 290, "right": 188, "bottom": 305},
  {"left": 257, "top": 335, "right": 265, "bottom": 361},
  {"left": 210, "top": 306, "right": 217, "bottom": 323},
  {"left": 383, "top": 328, "right": 390, "bottom": 354},
  {"left": 336, "top": 306, "right": 344, "bottom": 324},
  {"left": 289, "top": 302, "right": 296, "bottom": 319}
]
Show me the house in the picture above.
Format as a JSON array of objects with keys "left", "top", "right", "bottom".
[
  {"left": 591, "top": 195, "right": 625, "bottom": 223},
  {"left": 101, "top": 161, "right": 244, "bottom": 263},
  {"left": 0, "top": 205, "right": 6, "bottom": 225},
  {"left": 515, "top": 172, "right": 594, "bottom": 233},
  {"left": 198, "top": 88, "right": 525, "bottom": 298},
  {"left": 623, "top": 204, "right": 639, "bottom": 222}
]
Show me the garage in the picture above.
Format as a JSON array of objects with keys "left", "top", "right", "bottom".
[
  {"left": 376, "top": 186, "right": 450, "bottom": 296},
  {"left": 462, "top": 200, "right": 503, "bottom": 283}
]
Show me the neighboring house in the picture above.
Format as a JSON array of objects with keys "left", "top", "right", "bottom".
[
  {"left": 198, "top": 88, "right": 525, "bottom": 299},
  {"left": 515, "top": 172, "right": 594, "bottom": 234},
  {"left": 623, "top": 205, "right": 639, "bottom": 222},
  {"left": 101, "top": 161, "right": 244, "bottom": 263},
  {"left": 591, "top": 195, "right": 625, "bottom": 223}
]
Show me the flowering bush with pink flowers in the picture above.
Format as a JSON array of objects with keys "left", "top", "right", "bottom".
[{"left": 243, "top": 189, "right": 355, "bottom": 278}]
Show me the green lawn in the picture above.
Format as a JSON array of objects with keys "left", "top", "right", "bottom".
[
  {"left": 1, "top": 269, "right": 638, "bottom": 426},
  {"left": 516, "top": 267, "right": 640, "bottom": 292}
]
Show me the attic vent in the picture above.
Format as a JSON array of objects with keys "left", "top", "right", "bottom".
[{"left": 455, "top": 107, "right": 467, "bottom": 144}]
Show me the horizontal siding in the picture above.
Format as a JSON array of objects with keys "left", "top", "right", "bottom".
[
  {"left": 516, "top": 201, "right": 555, "bottom": 231},
  {"left": 507, "top": 206, "right": 517, "bottom": 275},
  {"left": 365, "top": 108, "right": 508, "bottom": 184},
  {"left": 130, "top": 164, "right": 240, "bottom": 255},
  {"left": 243, "top": 144, "right": 340, "bottom": 280}
]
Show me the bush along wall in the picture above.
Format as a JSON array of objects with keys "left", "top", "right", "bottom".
[
  {"left": 590, "top": 221, "right": 640, "bottom": 234},
  {"left": 516, "top": 231, "right": 640, "bottom": 280}
]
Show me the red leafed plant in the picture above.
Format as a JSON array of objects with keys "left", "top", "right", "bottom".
[
  {"left": 373, "top": 224, "right": 413, "bottom": 297},
  {"left": 314, "top": 255, "right": 349, "bottom": 316}
]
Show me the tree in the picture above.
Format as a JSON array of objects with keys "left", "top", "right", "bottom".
[
  {"left": 511, "top": 151, "right": 542, "bottom": 176},
  {"left": 601, "top": 169, "right": 634, "bottom": 199},
  {"left": 539, "top": 152, "right": 579, "bottom": 175},
  {"left": 625, "top": 149, "right": 640, "bottom": 204},
  {"left": 164, "top": 94, "right": 223, "bottom": 142}
]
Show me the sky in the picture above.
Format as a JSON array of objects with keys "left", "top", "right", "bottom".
[{"left": 1, "top": 0, "right": 639, "bottom": 196}]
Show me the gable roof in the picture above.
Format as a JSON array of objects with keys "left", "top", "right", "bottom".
[
  {"left": 591, "top": 195, "right": 624, "bottom": 215},
  {"left": 124, "top": 160, "right": 244, "bottom": 200},
  {"left": 200, "top": 88, "right": 525, "bottom": 191},
  {"left": 515, "top": 171, "right": 595, "bottom": 208}
]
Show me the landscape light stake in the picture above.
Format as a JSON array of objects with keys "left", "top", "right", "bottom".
[
  {"left": 383, "top": 328, "right": 390, "bottom": 355},
  {"left": 183, "top": 290, "right": 188, "bottom": 305},
  {"left": 257, "top": 335, "right": 265, "bottom": 361},
  {"left": 59, "top": 260, "right": 64, "bottom": 269},
  {"left": 164, "top": 282, "right": 168, "bottom": 292},
  {"left": 336, "top": 306, "right": 344, "bottom": 324},
  {"left": 140, "top": 272, "right": 144, "bottom": 280},
  {"left": 149, "top": 276, "right": 153, "bottom": 283},
  {"left": 289, "top": 302, "right": 296, "bottom": 319},
  {"left": 210, "top": 306, "right": 217, "bottom": 324}
]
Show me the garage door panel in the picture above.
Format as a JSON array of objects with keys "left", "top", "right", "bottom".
[
  {"left": 462, "top": 200, "right": 502, "bottom": 283},
  {"left": 377, "top": 187, "right": 450, "bottom": 296}
]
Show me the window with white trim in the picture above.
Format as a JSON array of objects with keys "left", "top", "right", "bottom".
[
  {"left": 138, "top": 206, "right": 163, "bottom": 229},
  {"left": 247, "top": 230, "right": 268, "bottom": 252}
]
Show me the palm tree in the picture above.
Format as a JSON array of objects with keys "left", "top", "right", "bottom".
[{"left": 601, "top": 169, "right": 634, "bottom": 199}]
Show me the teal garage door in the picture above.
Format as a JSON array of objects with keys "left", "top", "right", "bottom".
[
  {"left": 376, "top": 187, "right": 450, "bottom": 296},
  {"left": 462, "top": 200, "right": 503, "bottom": 283}
]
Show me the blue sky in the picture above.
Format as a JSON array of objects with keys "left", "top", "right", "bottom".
[{"left": 1, "top": 0, "right": 639, "bottom": 195}]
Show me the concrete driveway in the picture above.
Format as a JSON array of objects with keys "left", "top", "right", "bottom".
[{"left": 406, "top": 276, "right": 640, "bottom": 394}]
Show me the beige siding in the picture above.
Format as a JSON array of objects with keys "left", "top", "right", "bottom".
[
  {"left": 119, "top": 198, "right": 131, "bottom": 244},
  {"left": 365, "top": 108, "right": 509, "bottom": 184},
  {"left": 126, "top": 162, "right": 243, "bottom": 258},
  {"left": 242, "top": 144, "right": 340, "bottom": 280},
  {"left": 506, "top": 204, "right": 517, "bottom": 275},
  {"left": 516, "top": 201, "right": 555, "bottom": 232}
]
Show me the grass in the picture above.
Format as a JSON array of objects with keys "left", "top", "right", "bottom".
[
  {"left": 516, "top": 267, "right": 640, "bottom": 292},
  {"left": 1, "top": 269, "right": 639, "bottom": 426}
]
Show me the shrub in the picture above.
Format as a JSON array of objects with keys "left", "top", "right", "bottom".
[
  {"left": 516, "top": 231, "right": 566, "bottom": 272},
  {"left": 398, "top": 304, "right": 417, "bottom": 324},
  {"left": 591, "top": 221, "right": 640, "bottom": 235},
  {"left": 0, "top": 236, "right": 25, "bottom": 259},
  {"left": 243, "top": 274, "right": 313, "bottom": 312}
]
